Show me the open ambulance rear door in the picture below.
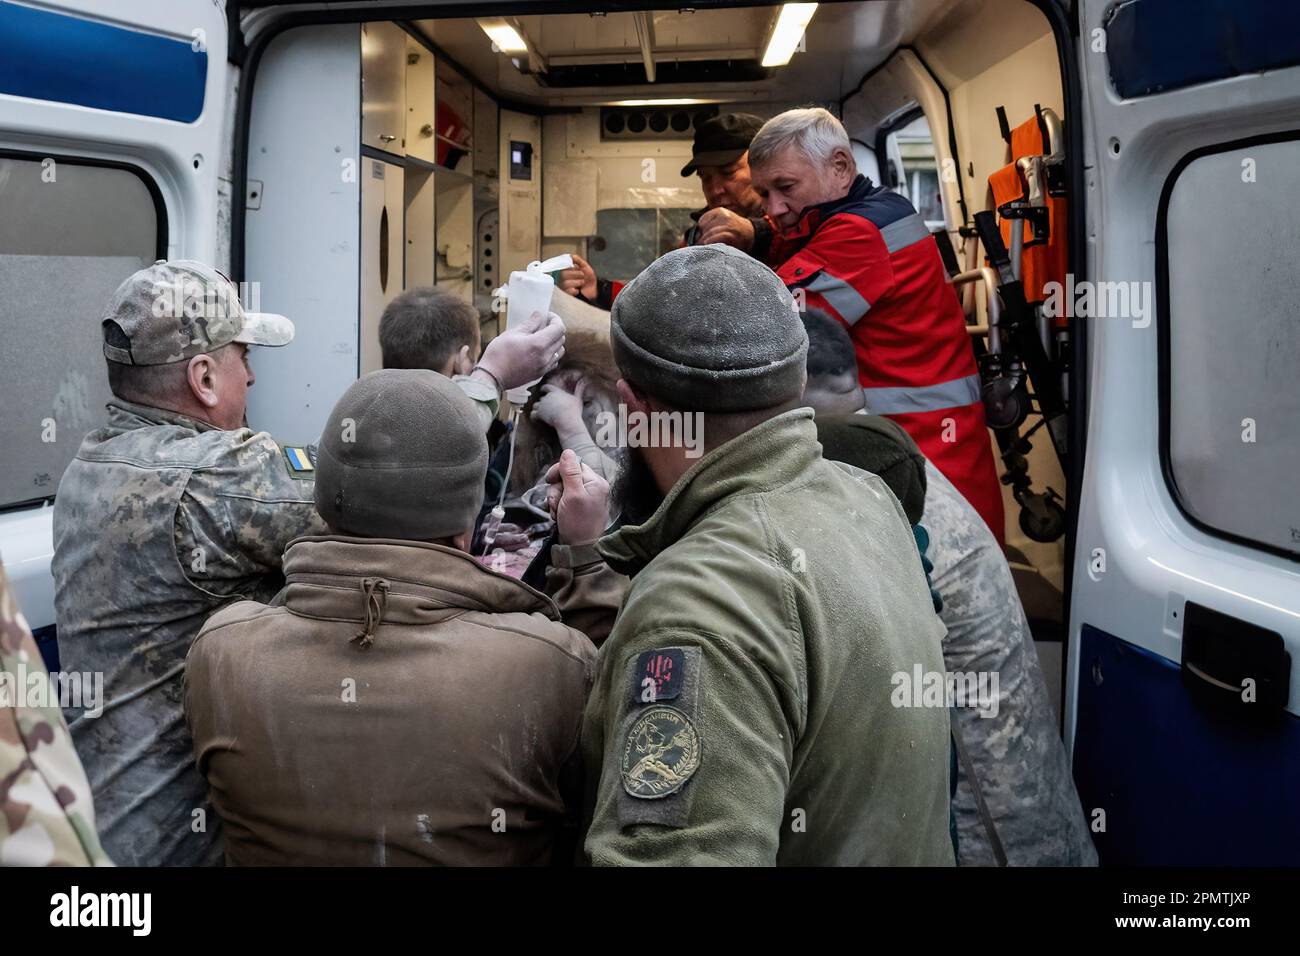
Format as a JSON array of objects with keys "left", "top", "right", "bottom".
[
  {"left": 1067, "top": 0, "right": 1300, "bottom": 864},
  {"left": 0, "top": 0, "right": 228, "bottom": 636}
]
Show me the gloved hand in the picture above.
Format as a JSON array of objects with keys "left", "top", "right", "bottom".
[
  {"left": 544, "top": 449, "right": 611, "bottom": 546},
  {"left": 531, "top": 380, "right": 588, "bottom": 439},
  {"left": 476, "top": 311, "right": 566, "bottom": 391}
]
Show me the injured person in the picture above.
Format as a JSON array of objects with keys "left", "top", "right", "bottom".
[{"left": 474, "top": 290, "right": 623, "bottom": 578}]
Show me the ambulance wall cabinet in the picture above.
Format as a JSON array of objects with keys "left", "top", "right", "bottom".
[
  {"left": 435, "top": 59, "right": 474, "bottom": 174},
  {"left": 361, "top": 158, "right": 405, "bottom": 374},
  {"left": 361, "top": 21, "right": 407, "bottom": 155},
  {"left": 473, "top": 87, "right": 498, "bottom": 181},
  {"left": 405, "top": 36, "right": 435, "bottom": 164},
  {"left": 405, "top": 165, "right": 436, "bottom": 287}
]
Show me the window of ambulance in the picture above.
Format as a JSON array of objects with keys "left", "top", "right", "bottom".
[
  {"left": 1160, "top": 134, "right": 1300, "bottom": 559},
  {"left": 0, "top": 152, "right": 162, "bottom": 511},
  {"left": 585, "top": 206, "right": 697, "bottom": 285},
  {"left": 884, "top": 114, "right": 944, "bottom": 227}
]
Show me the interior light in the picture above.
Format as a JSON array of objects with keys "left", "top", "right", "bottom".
[
  {"left": 761, "top": 3, "right": 818, "bottom": 68},
  {"left": 478, "top": 18, "right": 528, "bottom": 54},
  {"left": 609, "top": 98, "right": 717, "bottom": 107}
]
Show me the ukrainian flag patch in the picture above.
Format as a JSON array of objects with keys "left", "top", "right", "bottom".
[{"left": 282, "top": 444, "right": 315, "bottom": 478}]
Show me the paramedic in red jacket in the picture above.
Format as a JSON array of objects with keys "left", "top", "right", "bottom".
[{"left": 748, "top": 107, "right": 1004, "bottom": 543}]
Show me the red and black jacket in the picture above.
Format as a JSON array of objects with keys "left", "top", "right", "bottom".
[{"left": 774, "top": 175, "right": 1005, "bottom": 542}]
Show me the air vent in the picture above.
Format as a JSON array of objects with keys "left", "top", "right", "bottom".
[
  {"left": 601, "top": 105, "right": 720, "bottom": 141},
  {"left": 541, "top": 59, "right": 770, "bottom": 89}
]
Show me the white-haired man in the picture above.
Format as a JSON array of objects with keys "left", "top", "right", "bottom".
[{"left": 743, "top": 107, "right": 1005, "bottom": 545}]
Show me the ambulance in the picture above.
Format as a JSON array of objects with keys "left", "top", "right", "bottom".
[{"left": 0, "top": 0, "right": 1296, "bottom": 864}]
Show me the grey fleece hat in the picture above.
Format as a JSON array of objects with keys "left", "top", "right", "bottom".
[
  {"left": 314, "top": 369, "right": 488, "bottom": 540},
  {"left": 610, "top": 244, "right": 808, "bottom": 412}
]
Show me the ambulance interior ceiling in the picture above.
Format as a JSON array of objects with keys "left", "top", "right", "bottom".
[{"left": 410, "top": 0, "right": 1056, "bottom": 123}]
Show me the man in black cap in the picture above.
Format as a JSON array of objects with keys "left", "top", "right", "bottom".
[
  {"left": 556, "top": 113, "right": 786, "bottom": 309},
  {"left": 555, "top": 244, "right": 954, "bottom": 865}
]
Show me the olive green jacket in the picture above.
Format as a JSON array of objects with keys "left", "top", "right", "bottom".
[{"left": 581, "top": 408, "right": 955, "bottom": 866}]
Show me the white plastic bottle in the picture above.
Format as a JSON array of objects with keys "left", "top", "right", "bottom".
[{"left": 495, "top": 253, "right": 573, "bottom": 405}]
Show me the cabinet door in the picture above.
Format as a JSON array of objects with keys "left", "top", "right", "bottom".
[
  {"left": 361, "top": 21, "right": 406, "bottom": 154},
  {"left": 360, "top": 158, "right": 404, "bottom": 374},
  {"left": 405, "top": 167, "right": 435, "bottom": 287},
  {"left": 405, "top": 35, "right": 435, "bottom": 163}
]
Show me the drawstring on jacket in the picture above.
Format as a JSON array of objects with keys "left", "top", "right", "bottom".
[{"left": 352, "top": 577, "right": 390, "bottom": 649}]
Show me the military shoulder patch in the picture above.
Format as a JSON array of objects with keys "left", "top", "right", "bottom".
[
  {"left": 281, "top": 444, "right": 316, "bottom": 479},
  {"left": 632, "top": 647, "right": 684, "bottom": 704},
  {"left": 621, "top": 705, "right": 701, "bottom": 800}
]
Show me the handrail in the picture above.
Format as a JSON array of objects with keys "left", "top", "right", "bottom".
[{"left": 952, "top": 266, "right": 1002, "bottom": 353}]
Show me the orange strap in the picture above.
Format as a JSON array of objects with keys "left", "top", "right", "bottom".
[{"left": 989, "top": 115, "right": 1069, "bottom": 326}]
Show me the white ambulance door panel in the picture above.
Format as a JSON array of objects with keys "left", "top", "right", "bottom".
[
  {"left": 360, "top": 158, "right": 405, "bottom": 374},
  {"left": 1068, "top": 0, "right": 1300, "bottom": 864},
  {"left": 242, "top": 23, "right": 361, "bottom": 444},
  {"left": 0, "top": 0, "right": 227, "bottom": 627}
]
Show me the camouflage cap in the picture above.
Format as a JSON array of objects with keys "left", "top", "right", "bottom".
[{"left": 102, "top": 259, "right": 294, "bottom": 366}]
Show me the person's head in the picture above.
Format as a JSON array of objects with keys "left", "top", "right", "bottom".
[
  {"left": 608, "top": 244, "right": 808, "bottom": 521},
  {"left": 379, "top": 286, "right": 482, "bottom": 376},
  {"left": 313, "top": 369, "right": 488, "bottom": 550},
  {"left": 800, "top": 308, "right": 865, "bottom": 416},
  {"left": 748, "top": 107, "right": 857, "bottom": 229},
  {"left": 101, "top": 260, "right": 294, "bottom": 430},
  {"left": 512, "top": 328, "right": 621, "bottom": 495},
  {"left": 681, "top": 113, "right": 766, "bottom": 217}
]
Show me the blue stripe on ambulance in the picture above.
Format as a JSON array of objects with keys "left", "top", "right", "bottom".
[{"left": 0, "top": 1, "right": 206, "bottom": 123}]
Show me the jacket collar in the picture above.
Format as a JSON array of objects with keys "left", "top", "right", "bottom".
[
  {"left": 106, "top": 398, "right": 222, "bottom": 435},
  {"left": 278, "top": 535, "right": 561, "bottom": 626},
  {"left": 782, "top": 174, "right": 876, "bottom": 243},
  {"left": 596, "top": 408, "right": 821, "bottom": 577}
]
